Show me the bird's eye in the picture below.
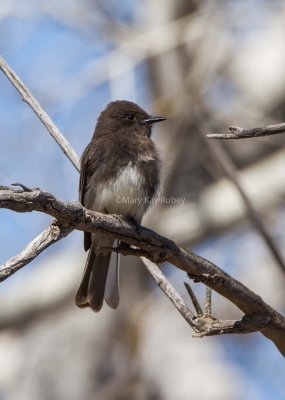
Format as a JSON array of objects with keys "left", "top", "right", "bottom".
[{"left": 127, "top": 114, "right": 135, "bottom": 121}]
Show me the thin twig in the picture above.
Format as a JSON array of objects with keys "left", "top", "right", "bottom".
[
  {"left": 0, "top": 56, "right": 80, "bottom": 171},
  {"left": 0, "top": 220, "right": 73, "bottom": 282},
  {"left": 184, "top": 282, "right": 203, "bottom": 316},
  {"left": 11, "top": 182, "right": 33, "bottom": 192},
  {"left": 141, "top": 257, "right": 197, "bottom": 331},
  {"left": 207, "top": 123, "right": 285, "bottom": 139},
  {"left": 204, "top": 287, "right": 212, "bottom": 316}
]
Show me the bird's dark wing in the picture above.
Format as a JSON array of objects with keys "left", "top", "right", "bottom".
[{"left": 79, "top": 141, "right": 95, "bottom": 251}]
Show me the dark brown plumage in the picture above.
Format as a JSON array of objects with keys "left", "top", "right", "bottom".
[{"left": 75, "top": 100, "right": 166, "bottom": 312}]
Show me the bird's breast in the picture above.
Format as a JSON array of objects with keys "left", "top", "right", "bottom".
[{"left": 93, "top": 162, "right": 149, "bottom": 221}]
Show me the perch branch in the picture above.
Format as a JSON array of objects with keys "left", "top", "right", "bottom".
[
  {"left": 0, "top": 185, "right": 285, "bottom": 356},
  {"left": 207, "top": 122, "right": 285, "bottom": 139}
]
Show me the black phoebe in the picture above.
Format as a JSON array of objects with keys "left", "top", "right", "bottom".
[{"left": 75, "top": 100, "right": 166, "bottom": 312}]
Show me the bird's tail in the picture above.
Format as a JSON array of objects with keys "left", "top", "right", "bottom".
[
  {"left": 104, "top": 250, "right": 120, "bottom": 308},
  {"left": 75, "top": 238, "right": 120, "bottom": 312}
]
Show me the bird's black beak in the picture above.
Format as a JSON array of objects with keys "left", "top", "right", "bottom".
[{"left": 143, "top": 116, "right": 167, "bottom": 125}]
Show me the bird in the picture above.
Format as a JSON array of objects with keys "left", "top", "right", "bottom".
[{"left": 75, "top": 100, "right": 166, "bottom": 312}]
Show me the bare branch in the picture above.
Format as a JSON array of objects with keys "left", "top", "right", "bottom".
[
  {"left": 0, "top": 56, "right": 80, "bottom": 171},
  {"left": 184, "top": 282, "right": 203, "bottom": 316},
  {"left": 141, "top": 257, "right": 197, "bottom": 331},
  {"left": 207, "top": 139, "right": 285, "bottom": 275},
  {"left": 0, "top": 185, "right": 284, "bottom": 356},
  {"left": 207, "top": 123, "right": 285, "bottom": 139},
  {"left": 142, "top": 258, "right": 264, "bottom": 338},
  {"left": 0, "top": 220, "right": 73, "bottom": 282},
  {"left": 204, "top": 287, "right": 212, "bottom": 317}
]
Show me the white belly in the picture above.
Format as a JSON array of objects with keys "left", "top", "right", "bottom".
[{"left": 93, "top": 163, "right": 147, "bottom": 222}]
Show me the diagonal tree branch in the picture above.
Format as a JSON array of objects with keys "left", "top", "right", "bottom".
[
  {"left": 0, "top": 185, "right": 285, "bottom": 356},
  {"left": 207, "top": 122, "right": 285, "bottom": 139},
  {"left": 184, "top": 282, "right": 203, "bottom": 316},
  {"left": 0, "top": 56, "right": 80, "bottom": 171},
  {"left": 140, "top": 257, "right": 197, "bottom": 331},
  {"left": 0, "top": 219, "right": 73, "bottom": 282},
  {"left": 204, "top": 287, "right": 212, "bottom": 317}
]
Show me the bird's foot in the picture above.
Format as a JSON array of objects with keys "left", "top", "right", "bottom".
[{"left": 127, "top": 216, "right": 142, "bottom": 236}]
